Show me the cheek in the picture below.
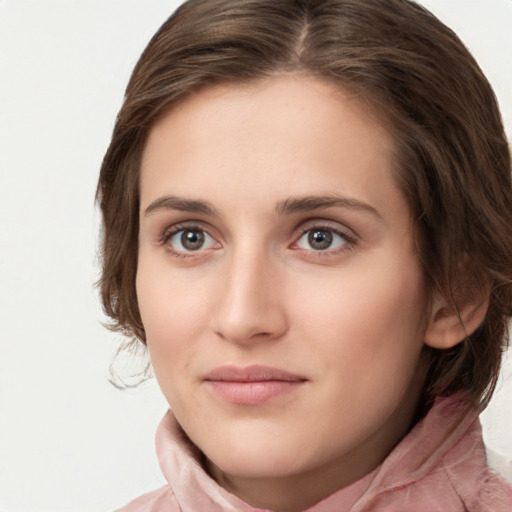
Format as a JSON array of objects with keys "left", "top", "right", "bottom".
[
  {"left": 136, "top": 266, "right": 216, "bottom": 417},
  {"left": 292, "top": 254, "right": 428, "bottom": 374},
  {"left": 135, "top": 261, "right": 213, "bottom": 375}
]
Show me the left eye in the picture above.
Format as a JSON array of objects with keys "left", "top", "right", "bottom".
[
  {"left": 295, "top": 228, "right": 347, "bottom": 251},
  {"left": 169, "top": 228, "right": 217, "bottom": 252}
]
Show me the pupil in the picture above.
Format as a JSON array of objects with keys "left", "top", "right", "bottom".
[
  {"left": 182, "top": 230, "right": 204, "bottom": 250},
  {"left": 308, "top": 230, "right": 332, "bottom": 250}
]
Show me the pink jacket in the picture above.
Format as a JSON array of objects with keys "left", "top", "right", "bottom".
[{"left": 117, "top": 395, "right": 512, "bottom": 511}]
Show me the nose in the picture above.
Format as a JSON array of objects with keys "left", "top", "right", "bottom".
[{"left": 210, "top": 249, "right": 288, "bottom": 345}]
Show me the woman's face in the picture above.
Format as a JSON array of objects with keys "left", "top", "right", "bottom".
[{"left": 137, "top": 75, "right": 430, "bottom": 507}]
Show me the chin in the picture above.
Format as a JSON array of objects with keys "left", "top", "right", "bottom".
[
  {"left": 200, "top": 427, "right": 325, "bottom": 481},
  {"left": 207, "top": 449, "right": 307, "bottom": 480}
]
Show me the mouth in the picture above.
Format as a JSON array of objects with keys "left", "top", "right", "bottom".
[{"left": 203, "top": 365, "right": 307, "bottom": 405}]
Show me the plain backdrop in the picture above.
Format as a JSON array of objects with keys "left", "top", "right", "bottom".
[{"left": 0, "top": 1, "right": 511, "bottom": 511}]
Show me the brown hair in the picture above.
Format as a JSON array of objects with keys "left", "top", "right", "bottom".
[{"left": 97, "top": 0, "right": 512, "bottom": 408}]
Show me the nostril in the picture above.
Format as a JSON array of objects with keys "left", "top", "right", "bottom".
[{"left": 211, "top": 300, "right": 288, "bottom": 345}]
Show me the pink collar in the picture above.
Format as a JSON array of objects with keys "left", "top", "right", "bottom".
[{"left": 154, "top": 394, "right": 512, "bottom": 511}]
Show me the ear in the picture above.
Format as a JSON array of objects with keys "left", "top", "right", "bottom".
[{"left": 424, "top": 280, "right": 490, "bottom": 350}]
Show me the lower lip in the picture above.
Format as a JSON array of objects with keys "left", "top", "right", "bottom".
[{"left": 205, "top": 380, "right": 305, "bottom": 405}]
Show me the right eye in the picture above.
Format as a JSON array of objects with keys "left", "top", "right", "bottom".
[{"left": 164, "top": 227, "right": 219, "bottom": 255}]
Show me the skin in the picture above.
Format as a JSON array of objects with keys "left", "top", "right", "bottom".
[{"left": 136, "top": 74, "right": 434, "bottom": 512}]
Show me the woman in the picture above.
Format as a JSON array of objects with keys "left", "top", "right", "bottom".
[{"left": 97, "top": 0, "right": 512, "bottom": 510}]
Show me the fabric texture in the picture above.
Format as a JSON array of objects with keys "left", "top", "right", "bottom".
[{"left": 116, "top": 394, "right": 512, "bottom": 511}]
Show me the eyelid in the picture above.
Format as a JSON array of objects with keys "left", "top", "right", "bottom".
[
  {"left": 290, "top": 220, "right": 358, "bottom": 253},
  {"left": 158, "top": 219, "right": 216, "bottom": 241},
  {"left": 295, "top": 218, "right": 357, "bottom": 239},
  {"left": 158, "top": 221, "right": 222, "bottom": 257},
  {"left": 156, "top": 218, "right": 357, "bottom": 258}
]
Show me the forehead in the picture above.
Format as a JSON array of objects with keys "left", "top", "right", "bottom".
[
  {"left": 143, "top": 74, "right": 392, "bottom": 165},
  {"left": 139, "top": 74, "right": 408, "bottom": 223}
]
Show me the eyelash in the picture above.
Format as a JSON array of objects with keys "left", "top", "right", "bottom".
[
  {"left": 157, "top": 222, "right": 357, "bottom": 259},
  {"left": 158, "top": 223, "right": 216, "bottom": 259},
  {"left": 293, "top": 224, "right": 357, "bottom": 255}
]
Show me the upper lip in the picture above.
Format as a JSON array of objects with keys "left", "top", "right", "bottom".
[{"left": 204, "top": 365, "right": 307, "bottom": 382}]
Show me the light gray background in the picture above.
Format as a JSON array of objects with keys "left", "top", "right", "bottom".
[{"left": 0, "top": 1, "right": 511, "bottom": 511}]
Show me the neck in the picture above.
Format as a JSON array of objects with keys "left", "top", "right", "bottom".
[{"left": 207, "top": 452, "right": 376, "bottom": 512}]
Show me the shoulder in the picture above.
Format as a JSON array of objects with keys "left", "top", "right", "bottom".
[
  {"left": 115, "top": 484, "right": 181, "bottom": 512},
  {"left": 357, "top": 395, "right": 512, "bottom": 511},
  {"left": 437, "top": 436, "right": 512, "bottom": 511},
  {"left": 460, "top": 468, "right": 512, "bottom": 512}
]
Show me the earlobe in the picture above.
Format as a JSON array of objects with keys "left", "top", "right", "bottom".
[{"left": 424, "top": 284, "right": 490, "bottom": 350}]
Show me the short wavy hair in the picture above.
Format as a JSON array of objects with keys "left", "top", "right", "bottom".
[{"left": 97, "top": 0, "right": 512, "bottom": 408}]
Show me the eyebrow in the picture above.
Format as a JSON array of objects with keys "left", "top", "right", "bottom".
[
  {"left": 143, "top": 193, "right": 382, "bottom": 220},
  {"left": 275, "top": 194, "right": 382, "bottom": 219},
  {"left": 144, "top": 195, "right": 220, "bottom": 217}
]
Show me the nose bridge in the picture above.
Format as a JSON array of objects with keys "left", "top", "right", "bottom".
[{"left": 212, "top": 242, "right": 287, "bottom": 344}]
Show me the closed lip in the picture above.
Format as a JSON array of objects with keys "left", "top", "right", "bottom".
[
  {"left": 203, "top": 364, "right": 307, "bottom": 383},
  {"left": 203, "top": 365, "right": 307, "bottom": 405}
]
